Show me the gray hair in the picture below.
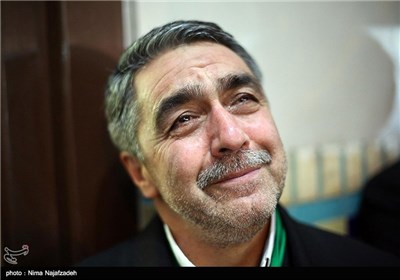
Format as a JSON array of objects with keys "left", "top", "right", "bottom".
[{"left": 105, "top": 20, "right": 262, "bottom": 161}]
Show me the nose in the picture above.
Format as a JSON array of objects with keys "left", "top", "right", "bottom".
[{"left": 209, "top": 105, "right": 250, "bottom": 157}]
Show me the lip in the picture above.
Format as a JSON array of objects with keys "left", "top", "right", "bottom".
[{"left": 211, "top": 166, "right": 261, "bottom": 186}]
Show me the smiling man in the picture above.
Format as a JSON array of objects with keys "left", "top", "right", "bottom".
[{"left": 81, "top": 20, "right": 399, "bottom": 267}]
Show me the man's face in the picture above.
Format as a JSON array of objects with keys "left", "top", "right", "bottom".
[{"left": 134, "top": 42, "right": 287, "bottom": 246}]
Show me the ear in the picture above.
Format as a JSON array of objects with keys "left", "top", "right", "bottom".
[{"left": 119, "top": 152, "right": 159, "bottom": 199}]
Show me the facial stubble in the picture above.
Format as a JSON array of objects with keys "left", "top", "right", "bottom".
[{"left": 162, "top": 149, "right": 287, "bottom": 247}]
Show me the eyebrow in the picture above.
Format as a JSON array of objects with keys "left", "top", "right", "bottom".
[
  {"left": 154, "top": 73, "right": 263, "bottom": 132},
  {"left": 155, "top": 84, "right": 204, "bottom": 132},
  {"left": 217, "top": 73, "right": 263, "bottom": 94}
]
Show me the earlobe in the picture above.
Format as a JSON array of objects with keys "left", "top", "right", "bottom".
[{"left": 119, "top": 152, "right": 159, "bottom": 199}]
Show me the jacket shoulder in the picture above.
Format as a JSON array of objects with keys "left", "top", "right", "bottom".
[
  {"left": 278, "top": 206, "right": 400, "bottom": 266},
  {"left": 78, "top": 216, "right": 176, "bottom": 267}
]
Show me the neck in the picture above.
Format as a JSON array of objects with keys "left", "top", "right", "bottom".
[{"left": 155, "top": 198, "right": 270, "bottom": 266}]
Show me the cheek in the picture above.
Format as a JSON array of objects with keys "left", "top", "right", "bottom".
[
  {"left": 244, "top": 112, "right": 282, "bottom": 151},
  {"left": 163, "top": 139, "right": 206, "bottom": 186}
]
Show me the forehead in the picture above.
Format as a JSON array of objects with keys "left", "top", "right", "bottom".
[{"left": 134, "top": 42, "right": 253, "bottom": 105}]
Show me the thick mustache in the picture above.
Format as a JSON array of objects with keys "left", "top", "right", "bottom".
[{"left": 197, "top": 150, "right": 272, "bottom": 190}]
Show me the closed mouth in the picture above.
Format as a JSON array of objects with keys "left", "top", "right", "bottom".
[
  {"left": 211, "top": 166, "right": 262, "bottom": 186},
  {"left": 197, "top": 149, "right": 272, "bottom": 190}
]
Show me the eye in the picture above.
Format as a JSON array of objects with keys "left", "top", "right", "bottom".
[
  {"left": 229, "top": 93, "right": 260, "bottom": 113},
  {"left": 235, "top": 95, "right": 251, "bottom": 104},
  {"left": 170, "top": 113, "right": 199, "bottom": 132},
  {"left": 177, "top": 115, "right": 193, "bottom": 124}
]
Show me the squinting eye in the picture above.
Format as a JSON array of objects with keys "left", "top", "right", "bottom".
[
  {"left": 227, "top": 93, "right": 261, "bottom": 115},
  {"left": 232, "top": 93, "right": 258, "bottom": 106},
  {"left": 170, "top": 114, "right": 198, "bottom": 131},
  {"left": 237, "top": 96, "right": 250, "bottom": 103},
  {"left": 177, "top": 115, "right": 192, "bottom": 124}
]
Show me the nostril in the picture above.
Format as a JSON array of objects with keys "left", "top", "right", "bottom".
[{"left": 219, "top": 148, "right": 230, "bottom": 154}]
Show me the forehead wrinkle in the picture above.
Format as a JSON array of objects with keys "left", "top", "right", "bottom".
[{"left": 136, "top": 53, "right": 187, "bottom": 106}]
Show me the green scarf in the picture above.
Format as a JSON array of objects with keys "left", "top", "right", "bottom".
[{"left": 270, "top": 210, "right": 287, "bottom": 267}]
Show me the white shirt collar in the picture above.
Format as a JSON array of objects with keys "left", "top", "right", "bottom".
[{"left": 163, "top": 210, "right": 276, "bottom": 267}]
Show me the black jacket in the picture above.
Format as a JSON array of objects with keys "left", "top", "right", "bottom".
[{"left": 79, "top": 205, "right": 400, "bottom": 266}]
